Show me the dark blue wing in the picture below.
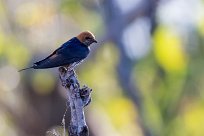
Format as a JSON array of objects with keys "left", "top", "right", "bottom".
[{"left": 33, "top": 37, "right": 90, "bottom": 69}]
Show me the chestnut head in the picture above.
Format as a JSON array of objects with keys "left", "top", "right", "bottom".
[{"left": 77, "top": 31, "right": 97, "bottom": 46}]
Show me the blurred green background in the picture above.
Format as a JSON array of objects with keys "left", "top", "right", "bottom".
[{"left": 0, "top": 0, "right": 204, "bottom": 136}]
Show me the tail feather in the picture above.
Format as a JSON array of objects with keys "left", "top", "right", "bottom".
[{"left": 18, "top": 66, "right": 34, "bottom": 72}]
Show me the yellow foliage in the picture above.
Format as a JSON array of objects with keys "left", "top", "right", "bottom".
[
  {"left": 0, "top": 1, "right": 5, "bottom": 17},
  {"left": 15, "top": 2, "right": 55, "bottom": 27},
  {"left": 106, "top": 97, "right": 141, "bottom": 136},
  {"left": 106, "top": 97, "right": 137, "bottom": 128},
  {"left": 6, "top": 45, "right": 30, "bottom": 67},
  {"left": 0, "top": 33, "right": 6, "bottom": 55},
  {"left": 183, "top": 103, "right": 204, "bottom": 136},
  {"left": 60, "top": 0, "right": 102, "bottom": 31},
  {"left": 0, "top": 32, "right": 30, "bottom": 67},
  {"left": 31, "top": 71, "right": 55, "bottom": 95},
  {"left": 153, "top": 27, "right": 187, "bottom": 73},
  {"left": 0, "top": 111, "right": 17, "bottom": 136},
  {"left": 198, "top": 18, "right": 204, "bottom": 36}
]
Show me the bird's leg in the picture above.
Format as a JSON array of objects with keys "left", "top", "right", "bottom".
[{"left": 59, "top": 67, "right": 68, "bottom": 87}]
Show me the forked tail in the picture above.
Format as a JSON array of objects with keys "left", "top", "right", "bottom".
[{"left": 18, "top": 66, "right": 34, "bottom": 72}]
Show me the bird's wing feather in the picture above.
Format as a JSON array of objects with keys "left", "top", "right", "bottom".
[
  {"left": 33, "top": 47, "right": 88, "bottom": 69},
  {"left": 34, "top": 54, "right": 84, "bottom": 69},
  {"left": 33, "top": 38, "right": 89, "bottom": 69},
  {"left": 19, "top": 37, "right": 89, "bottom": 71},
  {"left": 34, "top": 45, "right": 65, "bottom": 65}
]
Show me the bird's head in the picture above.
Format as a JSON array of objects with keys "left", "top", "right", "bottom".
[{"left": 77, "top": 31, "right": 97, "bottom": 46}]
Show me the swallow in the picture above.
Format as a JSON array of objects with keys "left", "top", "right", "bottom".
[{"left": 19, "top": 31, "right": 97, "bottom": 72}]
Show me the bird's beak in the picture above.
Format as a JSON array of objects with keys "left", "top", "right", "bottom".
[{"left": 93, "top": 39, "right": 97, "bottom": 43}]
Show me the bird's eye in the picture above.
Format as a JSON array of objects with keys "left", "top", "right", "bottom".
[{"left": 85, "top": 37, "right": 91, "bottom": 40}]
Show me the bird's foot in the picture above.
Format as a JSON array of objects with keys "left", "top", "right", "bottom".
[{"left": 59, "top": 67, "right": 67, "bottom": 75}]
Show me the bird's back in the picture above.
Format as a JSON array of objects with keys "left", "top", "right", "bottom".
[{"left": 34, "top": 37, "right": 90, "bottom": 69}]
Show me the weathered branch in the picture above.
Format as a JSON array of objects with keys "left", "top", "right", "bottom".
[{"left": 59, "top": 67, "right": 92, "bottom": 136}]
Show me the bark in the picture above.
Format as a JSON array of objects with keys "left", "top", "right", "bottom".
[{"left": 59, "top": 67, "right": 92, "bottom": 136}]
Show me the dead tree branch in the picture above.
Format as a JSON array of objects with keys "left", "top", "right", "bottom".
[{"left": 59, "top": 67, "right": 92, "bottom": 136}]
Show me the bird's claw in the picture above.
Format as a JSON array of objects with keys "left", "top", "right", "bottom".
[{"left": 59, "top": 67, "right": 67, "bottom": 74}]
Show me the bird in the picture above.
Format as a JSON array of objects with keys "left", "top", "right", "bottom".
[{"left": 19, "top": 31, "right": 97, "bottom": 72}]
